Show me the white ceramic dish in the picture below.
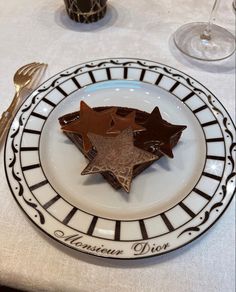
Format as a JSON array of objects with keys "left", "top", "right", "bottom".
[{"left": 4, "top": 58, "right": 235, "bottom": 259}]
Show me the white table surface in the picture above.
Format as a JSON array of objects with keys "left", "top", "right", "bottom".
[{"left": 0, "top": 0, "right": 235, "bottom": 291}]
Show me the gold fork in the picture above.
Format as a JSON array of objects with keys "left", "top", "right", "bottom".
[{"left": 0, "top": 62, "right": 47, "bottom": 143}]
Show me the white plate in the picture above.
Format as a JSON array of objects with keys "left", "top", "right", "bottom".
[{"left": 4, "top": 58, "right": 235, "bottom": 260}]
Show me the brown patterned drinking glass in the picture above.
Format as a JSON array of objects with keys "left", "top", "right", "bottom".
[{"left": 63, "top": 0, "right": 108, "bottom": 23}]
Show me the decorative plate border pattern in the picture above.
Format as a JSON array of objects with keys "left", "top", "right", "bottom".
[{"left": 4, "top": 58, "right": 235, "bottom": 259}]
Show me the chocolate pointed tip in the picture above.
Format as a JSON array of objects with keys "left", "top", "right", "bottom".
[
  {"left": 159, "top": 145, "right": 174, "bottom": 158},
  {"left": 151, "top": 106, "right": 161, "bottom": 116},
  {"left": 61, "top": 124, "right": 72, "bottom": 132},
  {"left": 80, "top": 100, "right": 92, "bottom": 112},
  {"left": 123, "top": 184, "right": 131, "bottom": 193},
  {"left": 80, "top": 100, "right": 85, "bottom": 108}
]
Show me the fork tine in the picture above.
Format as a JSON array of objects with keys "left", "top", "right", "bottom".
[
  {"left": 26, "top": 64, "right": 43, "bottom": 77},
  {"left": 17, "top": 62, "right": 39, "bottom": 74},
  {"left": 27, "top": 64, "right": 48, "bottom": 89},
  {"left": 25, "top": 63, "right": 44, "bottom": 76},
  {"left": 23, "top": 63, "right": 43, "bottom": 76}
]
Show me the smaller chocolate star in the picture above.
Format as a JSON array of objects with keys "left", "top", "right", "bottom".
[
  {"left": 135, "top": 107, "right": 186, "bottom": 158},
  {"left": 61, "top": 101, "right": 116, "bottom": 152},
  {"left": 81, "top": 128, "right": 158, "bottom": 192},
  {"left": 107, "top": 111, "right": 145, "bottom": 134}
]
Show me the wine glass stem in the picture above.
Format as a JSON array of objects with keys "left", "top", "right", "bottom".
[{"left": 201, "top": 0, "right": 220, "bottom": 40}]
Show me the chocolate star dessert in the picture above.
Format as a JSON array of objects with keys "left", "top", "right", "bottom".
[
  {"left": 134, "top": 107, "right": 187, "bottom": 158},
  {"left": 107, "top": 111, "right": 145, "bottom": 134},
  {"left": 81, "top": 128, "right": 157, "bottom": 192},
  {"left": 59, "top": 101, "right": 186, "bottom": 192},
  {"left": 61, "top": 101, "right": 116, "bottom": 152}
]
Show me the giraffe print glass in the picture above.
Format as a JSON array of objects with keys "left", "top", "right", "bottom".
[{"left": 63, "top": 0, "right": 108, "bottom": 23}]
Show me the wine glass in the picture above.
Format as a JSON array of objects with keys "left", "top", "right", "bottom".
[{"left": 173, "top": 0, "right": 236, "bottom": 61}]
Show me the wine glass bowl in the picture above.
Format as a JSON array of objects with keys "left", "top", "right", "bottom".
[
  {"left": 173, "top": 0, "right": 235, "bottom": 61},
  {"left": 174, "top": 22, "right": 235, "bottom": 61}
]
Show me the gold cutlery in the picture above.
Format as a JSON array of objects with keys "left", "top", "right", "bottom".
[{"left": 0, "top": 62, "right": 47, "bottom": 144}]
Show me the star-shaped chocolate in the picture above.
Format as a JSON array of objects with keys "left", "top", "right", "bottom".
[
  {"left": 61, "top": 101, "right": 116, "bottom": 152},
  {"left": 107, "top": 111, "right": 145, "bottom": 134},
  {"left": 81, "top": 128, "right": 158, "bottom": 192},
  {"left": 135, "top": 107, "right": 186, "bottom": 158}
]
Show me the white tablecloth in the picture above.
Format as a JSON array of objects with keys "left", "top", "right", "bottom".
[{"left": 0, "top": 0, "right": 235, "bottom": 291}]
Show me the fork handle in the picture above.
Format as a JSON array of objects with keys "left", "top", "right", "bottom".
[
  {"left": 0, "top": 111, "right": 13, "bottom": 142},
  {"left": 0, "top": 91, "right": 20, "bottom": 143}
]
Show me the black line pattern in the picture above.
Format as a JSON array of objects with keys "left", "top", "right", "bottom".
[
  {"left": 206, "top": 137, "right": 224, "bottom": 143},
  {"left": 21, "top": 147, "right": 39, "bottom": 151},
  {"left": 178, "top": 202, "right": 224, "bottom": 237},
  {"left": 202, "top": 120, "right": 218, "bottom": 127},
  {"left": 139, "top": 220, "right": 148, "bottom": 240},
  {"left": 160, "top": 214, "right": 174, "bottom": 232},
  {"left": 140, "top": 69, "right": 146, "bottom": 81},
  {"left": 193, "top": 188, "right": 211, "bottom": 201},
  {"left": 7, "top": 93, "right": 46, "bottom": 224},
  {"left": 179, "top": 202, "right": 195, "bottom": 218},
  {"left": 193, "top": 105, "right": 208, "bottom": 114},
  {"left": 114, "top": 221, "right": 121, "bottom": 241},
  {"left": 43, "top": 195, "right": 61, "bottom": 209},
  {"left": 5, "top": 59, "right": 235, "bottom": 247},
  {"left": 23, "top": 129, "right": 41, "bottom": 135},
  {"left": 182, "top": 91, "right": 195, "bottom": 102},
  {"left": 32, "top": 59, "right": 221, "bottom": 104},
  {"left": 29, "top": 180, "right": 48, "bottom": 191},
  {"left": 178, "top": 93, "right": 236, "bottom": 238},
  {"left": 62, "top": 207, "right": 77, "bottom": 225},
  {"left": 106, "top": 68, "right": 111, "bottom": 80},
  {"left": 87, "top": 216, "right": 98, "bottom": 235},
  {"left": 123, "top": 67, "right": 128, "bottom": 79},
  {"left": 155, "top": 73, "right": 163, "bottom": 85},
  {"left": 169, "top": 81, "right": 180, "bottom": 93},
  {"left": 206, "top": 155, "right": 225, "bottom": 161},
  {"left": 42, "top": 98, "right": 56, "bottom": 108},
  {"left": 202, "top": 172, "right": 221, "bottom": 181},
  {"left": 71, "top": 76, "right": 81, "bottom": 89},
  {"left": 202, "top": 120, "right": 217, "bottom": 128},
  {"left": 88, "top": 71, "right": 96, "bottom": 83},
  {"left": 31, "top": 112, "right": 47, "bottom": 120},
  {"left": 56, "top": 86, "right": 68, "bottom": 97},
  {"left": 22, "top": 163, "right": 41, "bottom": 171}
]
